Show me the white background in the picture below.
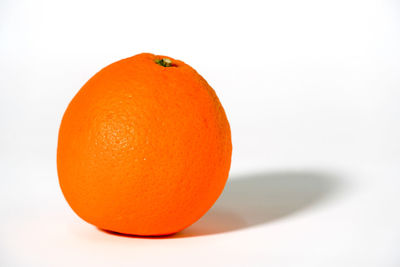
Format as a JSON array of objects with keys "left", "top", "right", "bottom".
[{"left": 1, "top": 0, "right": 400, "bottom": 266}]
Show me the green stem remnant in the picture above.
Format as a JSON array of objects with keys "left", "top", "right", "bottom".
[{"left": 155, "top": 58, "right": 173, "bottom": 67}]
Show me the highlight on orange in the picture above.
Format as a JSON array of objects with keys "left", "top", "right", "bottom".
[{"left": 57, "top": 53, "right": 232, "bottom": 236}]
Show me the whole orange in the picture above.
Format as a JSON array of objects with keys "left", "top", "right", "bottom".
[{"left": 57, "top": 53, "right": 232, "bottom": 236}]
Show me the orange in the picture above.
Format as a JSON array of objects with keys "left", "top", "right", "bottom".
[{"left": 57, "top": 53, "right": 232, "bottom": 236}]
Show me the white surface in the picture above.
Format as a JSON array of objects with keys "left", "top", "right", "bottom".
[{"left": 1, "top": 0, "right": 400, "bottom": 266}]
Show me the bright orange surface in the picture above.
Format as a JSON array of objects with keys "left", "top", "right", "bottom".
[{"left": 57, "top": 53, "right": 232, "bottom": 236}]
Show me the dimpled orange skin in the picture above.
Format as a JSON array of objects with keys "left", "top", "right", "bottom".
[{"left": 57, "top": 53, "right": 232, "bottom": 236}]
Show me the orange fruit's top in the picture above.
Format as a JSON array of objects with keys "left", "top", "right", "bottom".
[{"left": 57, "top": 53, "right": 232, "bottom": 236}]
